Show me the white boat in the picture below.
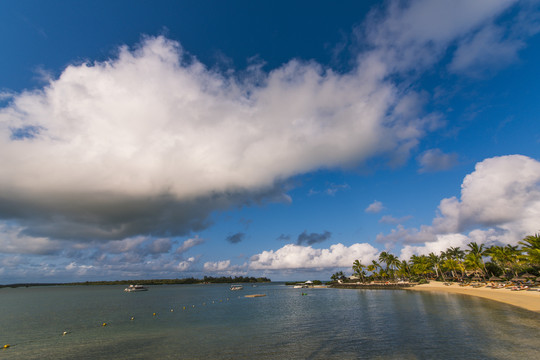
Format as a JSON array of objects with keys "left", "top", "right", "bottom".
[
  {"left": 230, "top": 285, "right": 243, "bottom": 291},
  {"left": 124, "top": 284, "right": 148, "bottom": 292}
]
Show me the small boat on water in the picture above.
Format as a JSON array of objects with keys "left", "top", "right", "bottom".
[
  {"left": 124, "top": 284, "right": 148, "bottom": 292},
  {"left": 230, "top": 285, "right": 243, "bottom": 291}
]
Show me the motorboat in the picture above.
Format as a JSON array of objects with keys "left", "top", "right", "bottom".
[
  {"left": 230, "top": 285, "right": 243, "bottom": 291},
  {"left": 124, "top": 284, "right": 148, "bottom": 292}
]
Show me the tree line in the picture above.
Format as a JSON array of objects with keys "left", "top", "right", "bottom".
[
  {"left": 0, "top": 276, "right": 271, "bottom": 288},
  {"left": 332, "top": 234, "right": 540, "bottom": 282}
]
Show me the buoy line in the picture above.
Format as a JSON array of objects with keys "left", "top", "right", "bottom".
[{"left": 3, "top": 295, "right": 236, "bottom": 352}]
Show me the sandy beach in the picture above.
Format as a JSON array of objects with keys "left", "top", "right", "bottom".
[{"left": 408, "top": 282, "right": 540, "bottom": 312}]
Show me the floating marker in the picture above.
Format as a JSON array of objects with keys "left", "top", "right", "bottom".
[
  {"left": 62, "top": 331, "right": 68, "bottom": 336},
  {"left": 102, "top": 323, "right": 107, "bottom": 327},
  {"left": 130, "top": 317, "right": 134, "bottom": 321},
  {"left": 183, "top": 306, "right": 186, "bottom": 310},
  {"left": 3, "top": 344, "right": 10, "bottom": 349},
  {"left": 153, "top": 313, "right": 156, "bottom": 316},
  {"left": 170, "top": 309, "right": 174, "bottom": 312}
]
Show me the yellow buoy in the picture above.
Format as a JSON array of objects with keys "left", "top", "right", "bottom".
[
  {"left": 130, "top": 317, "right": 134, "bottom": 321},
  {"left": 62, "top": 331, "right": 68, "bottom": 336},
  {"left": 102, "top": 323, "right": 107, "bottom": 327},
  {"left": 170, "top": 309, "right": 174, "bottom": 312},
  {"left": 3, "top": 344, "right": 10, "bottom": 349},
  {"left": 183, "top": 306, "right": 186, "bottom": 310},
  {"left": 153, "top": 313, "right": 156, "bottom": 316}
]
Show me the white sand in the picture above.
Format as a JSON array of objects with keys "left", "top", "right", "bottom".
[{"left": 408, "top": 282, "right": 540, "bottom": 312}]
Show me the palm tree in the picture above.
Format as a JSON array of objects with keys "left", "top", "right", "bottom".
[
  {"left": 367, "top": 260, "right": 381, "bottom": 280},
  {"left": 519, "top": 234, "right": 540, "bottom": 267},
  {"left": 467, "top": 242, "right": 488, "bottom": 277},
  {"left": 379, "top": 252, "right": 390, "bottom": 272},
  {"left": 352, "top": 260, "right": 366, "bottom": 283},
  {"left": 464, "top": 252, "right": 483, "bottom": 277},
  {"left": 441, "top": 251, "right": 460, "bottom": 279},
  {"left": 446, "top": 247, "right": 466, "bottom": 279},
  {"left": 410, "top": 255, "right": 431, "bottom": 279},
  {"left": 428, "top": 252, "right": 446, "bottom": 281},
  {"left": 379, "top": 252, "right": 400, "bottom": 280},
  {"left": 486, "top": 245, "right": 523, "bottom": 278},
  {"left": 331, "top": 271, "right": 346, "bottom": 282},
  {"left": 396, "top": 260, "right": 411, "bottom": 279}
]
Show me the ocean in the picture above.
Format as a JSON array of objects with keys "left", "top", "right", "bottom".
[{"left": 1, "top": 283, "right": 539, "bottom": 359}]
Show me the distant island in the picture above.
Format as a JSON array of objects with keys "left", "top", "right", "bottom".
[{"left": 0, "top": 276, "right": 271, "bottom": 288}]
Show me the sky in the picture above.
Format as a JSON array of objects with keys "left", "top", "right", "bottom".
[{"left": 1, "top": 0, "right": 540, "bottom": 283}]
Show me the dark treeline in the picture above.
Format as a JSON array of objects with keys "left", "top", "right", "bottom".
[{"left": 0, "top": 276, "right": 271, "bottom": 288}]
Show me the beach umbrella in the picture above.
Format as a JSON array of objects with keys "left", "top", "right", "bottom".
[
  {"left": 489, "top": 276, "right": 502, "bottom": 281},
  {"left": 512, "top": 276, "right": 527, "bottom": 282},
  {"left": 521, "top": 273, "right": 536, "bottom": 279},
  {"left": 471, "top": 276, "right": 482, "bottom": 281}
]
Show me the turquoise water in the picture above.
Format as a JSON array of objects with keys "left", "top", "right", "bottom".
[{"left": 1, "top": 283, "right": 539, "bottom": 359}]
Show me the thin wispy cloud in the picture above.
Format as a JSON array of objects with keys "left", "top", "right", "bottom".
[
  {"left": 417, "top": 149, "right": 458, "bottom": 173},
  {"left": 226, "top": 233, "right": 245, "bottom": 244},
  {"left": 276, "top": 234, "right": 291, "bottom": 242},
  {"left": 297, "top": 231, "right": 332, "bottom": 245},
  {"left": 379, "top": 215, "right": 413, "bottom": 225}
]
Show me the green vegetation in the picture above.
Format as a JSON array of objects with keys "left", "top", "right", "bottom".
[
  {"left": 0, "top": 276, "right": 271, "bottom": 288},
  {"left": 334, "top": 234, "right": 540, "bottom": 283}
]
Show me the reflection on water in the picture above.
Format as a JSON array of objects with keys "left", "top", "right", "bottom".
[{"left": 1, "top": 284, "right": 539, "bottom": 359}]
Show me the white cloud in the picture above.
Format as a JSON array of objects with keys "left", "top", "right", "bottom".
[
  {"left": 102, "top": 236, "right": 147, "bottom": 254},
  {"left": 449, "top": 24, "right": 523, "bottom": 75},
  {"left": 380, "top": 155, "right": 540, "bottom": 250},
  {"left": 176, "top": 257, "right": 196, "bottom": 271},
  {"left": 0, "top": 223, "right": 63, "bottom": 255},
  {"left": 436, "top": 155, "right": 540, "bottom": 234},
  {"left": 399, "top": 233, "right": 470, "bottom": 259},
  {"left": 176, "top": 235, "right": 204, "bottom": 254},
  {"left": 363, "top": 0, "right": 516, "bottom": 72},
  {"left": 65, "top": 262, "right": 95, "bottom": 276},
  {"left": 0, "top": 35, "right": 435, "bottom": 244},
  {"left": 417, "top": 148, "right": 458, "bottom": 173},
  {"left": 204, "top": 260, "right": 231, "bottom": 272},
  {"left": 146, "top": 238, "right": 172, "bottom": 254},
  {"left": 379, "top": 215, "right": 412, "bottom": 225},
  {"left": 366, "top": 200, "right": 384, "bottom": 213},
  {"left": 249, "top": 243, "right": 379, "bottom": 270},
  {"left": 0, "top": 0, "right": 535, "bottom": 271}
]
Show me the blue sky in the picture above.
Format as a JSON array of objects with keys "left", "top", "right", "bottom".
[{"left": 1, "top": 0, "right": 540, "bottom": 283}]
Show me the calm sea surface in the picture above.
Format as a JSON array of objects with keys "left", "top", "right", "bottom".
[{"left": 1, "top": 283, "right": 539, "bottom": 359}]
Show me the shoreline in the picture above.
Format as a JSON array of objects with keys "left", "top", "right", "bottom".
[{"left": 407, "top": 282, "right": 540, "bottom": 312}]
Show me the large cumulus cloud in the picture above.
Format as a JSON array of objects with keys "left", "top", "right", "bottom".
[
  {"left": 383, "top": 155, "right": 540, "bottom": 258},
  {"left": 0, "top": 0, "right": 531, "bottom": 261},
  {"left": 0, "top": 35, "right": 429, "bottom": 245}
]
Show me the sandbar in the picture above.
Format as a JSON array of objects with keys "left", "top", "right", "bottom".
[{"left": 408, "top": 282, "right": 540, "bottom": 312}]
